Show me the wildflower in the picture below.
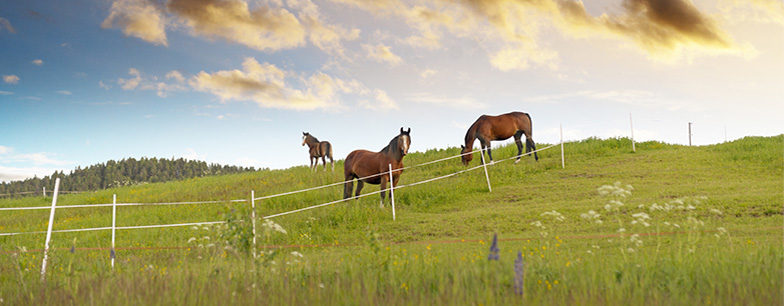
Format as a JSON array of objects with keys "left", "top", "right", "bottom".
[
  {"left": 514, "top": 251, "right": 525, "bottom": 295},
  {"left": 291, "top": 251, "right": 304, "bottom": 258},
  {"left": 488, "top": 233, "right": 500, "bottom": 261},
  {"left": 710, "top": 209, "right": 723, "bottom": 215}
]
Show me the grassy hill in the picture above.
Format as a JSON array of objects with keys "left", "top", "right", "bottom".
[{"left": 1, "top": 135, "right": 782, "bottom": 304}]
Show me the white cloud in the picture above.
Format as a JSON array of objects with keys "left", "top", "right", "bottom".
[
  {"left": 3, "top": 75, "right": 20, "bottom": 84},
  {"left": 32, "top": 59, "right": 44, "bottom": 66},
  {"left": 0, "top": 90, "right": 12, "bottom": 95},
  {"left": 57, "top": 90, "right": 72, "bottom": 95}
]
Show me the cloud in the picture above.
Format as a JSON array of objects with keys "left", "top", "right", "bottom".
[
  {"left": 32, "top": 59, "right": 44, "bottom": 66},
  {"left": 0, "top": 146, "right": 12, "bottom": 154},
  {"left": 363, "top": 43, "right": 403, "bottom": 66},
  {"left": 57, "top": 90, "right": 72, "bottom": 95},
  {"left": 168, "top": 0, "right": 306, "bottom": 51},
  {"left": 0, "top": 91, "right": 12, "bottom": 95},
  {"left": 117, "top": 68, "right": 186, "bottom": 97},
  {"left": 3, "top": 75, "right": 20, "bottom": 84},
  {"left": 189, "top": 57, "right": 392, "bottom": 110},
  {"left": 525, "top": 89, "right": 701, "bottom": 111},
  {"left": 0, "top": 17, "right": 15, "bottom": 33},
  {"left": 102, "top": 0, "right": 168, "bottom": 46},
  {"left": 337, "top": 0, "right": 752, "bottom": 68},
  {"left": 406, "top": 93, "right": 486, "bottom": 110}
]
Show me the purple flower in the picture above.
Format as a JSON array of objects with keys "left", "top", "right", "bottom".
[{"left": 488, "top": 233, "right": 500, "bottom": 261}]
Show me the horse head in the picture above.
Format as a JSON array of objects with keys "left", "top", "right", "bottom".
[
  {"left": 398, "top": 127, "right": 411, "bottom": 157},
  {"left": 302, "top": 132, "right": 309, "bottom": 146},
  {"left": 460, "top": 145, "right": 473, "bottom": 165}
]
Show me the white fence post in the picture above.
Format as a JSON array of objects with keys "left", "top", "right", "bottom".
[
  {"left": 630, "top": 113, "right": 636, "bottom": 152},
  {"left": 251, "top": 190, "right": 257, "bottom": 257},
  {"left": 388, "top": 164, "right": 396, "bottom": 221},
  {"left": 480, "top": 147, "right": 492, "bottom": 192},
  {"left": 40, "top": 178, "right": 60, "bottom": 280},
  {"left": 111, "top": 194, "right": 116, "bottom": 269},
  {"left": 560, "top": 124, "right": 565, "bottom": 169}
]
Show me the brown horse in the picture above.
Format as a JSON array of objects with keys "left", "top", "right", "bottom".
[
  {"left": 344, "top": 128, "right": 411, "bottom": 205},
  {"left": 460, "top": 112, "right": 538, "bottom": 165},
  {"left": 302, "top": 132, "right": 334, "bottom": 171}
]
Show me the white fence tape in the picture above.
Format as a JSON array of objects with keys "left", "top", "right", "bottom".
[{"left": 1, "top": 144, "right": 558, "bottom": 238}]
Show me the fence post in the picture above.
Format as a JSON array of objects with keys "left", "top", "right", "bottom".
[
  {"left": 111, "top": 194, "right": 116, "bottom": 269},
  {"left": 480, "top": 147, "right": 492, "bottom": 192},
  {"left": 40, "top": 178, "right": 60, "bottom": 280},
  {"left": 560, "top": 124, "right": 565, "bottom": 169},
  {"left": 251, "top": 190, "right": 257, "bottom": 257},
  {"left": 630, "top": 113, "right": 636, "bottom": 152},
  {"left": 388, "top": 164, "right": 396, "bottom": 221}
]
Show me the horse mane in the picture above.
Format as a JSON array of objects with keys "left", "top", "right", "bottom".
[
  {"left": 464, "top": 115, "right": 485, "bottom": 147},
  {"left": 380, "top": 135, "right": 400, "bottom": 155}
]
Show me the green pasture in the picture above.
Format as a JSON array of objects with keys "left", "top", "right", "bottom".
[{"left": 1, "top": 135, "right": 782, "bottom": 305}]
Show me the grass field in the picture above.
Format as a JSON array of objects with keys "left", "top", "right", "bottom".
[{"left": 1, "top": 135, "right": 782, "bottom": 305}]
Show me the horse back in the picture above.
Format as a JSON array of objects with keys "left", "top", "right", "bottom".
[{"left": 344, "top": 150, "right": 400, "bottom": 184}]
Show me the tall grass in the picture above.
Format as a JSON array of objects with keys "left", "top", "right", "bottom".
[{"left": 1, "top": 135, "right": 782, "bottom": 304}]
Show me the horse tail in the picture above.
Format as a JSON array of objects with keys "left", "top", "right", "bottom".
[
  {"left": 327, "top": 142, "right": 333, "bottom": 159},
  {"left": 524, "top": 113, "right": 538, "bottom": 161}
]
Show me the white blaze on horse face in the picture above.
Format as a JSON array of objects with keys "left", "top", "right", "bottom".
[
  {"left": 401, "top": 135, "right": 410, "bottom": 155},
  {"left": 302, "top": 135, "right": 307, "bottom": 146}
]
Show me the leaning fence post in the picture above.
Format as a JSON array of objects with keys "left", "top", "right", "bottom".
[
  {"left": 480, "top": 147, "right": 492, "bottom": 192},
  {"left": 40, "top": 178, "right": 60, "bottom": 280},
  {"left": 388, "top": 164, "right": 396, "bottom": 221},
  {"left": 111, "top": 194, "right": 116, "bottom": 269},
  {"left": 251, "top": 190, "right": 257, "bottom": 257}
]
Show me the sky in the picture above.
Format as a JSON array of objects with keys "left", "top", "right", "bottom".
[{"left": 1, "top": 0, "right": 782, "bottom": 183}]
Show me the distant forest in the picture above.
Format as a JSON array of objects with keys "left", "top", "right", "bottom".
[{"left": 0, "top": 157, "right": 259, "bottom": 197}]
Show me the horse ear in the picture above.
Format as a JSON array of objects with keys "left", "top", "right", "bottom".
[
  {"left": 461, "top": 145, "right": 465, "bottom": 149},
  {"left": 400, "top": 127, "right": 404, "bottom": 134},
  {"left": 303, "top": 131, "right": 306, "bottom": 135},
  {"left": 406, "top": 127, "right": 411, "bottom": 134}
]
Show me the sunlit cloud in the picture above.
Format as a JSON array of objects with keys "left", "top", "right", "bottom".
[
  {"left": 363, "top": 43, "right": 403, "bottom": 66},
  {"left": 189, "top": 57, "right": 394, "bottom": 110},
  {"left": 117, "top": 68, "right": 186, "bottom": 97},
  {"left": 102, "top": 0, "right": 168, "bottom": 46},
  {"left": 32, "top": 59, "right": 44, "bottom": 66},
  {"left": 3, "top": 75, "right": 20, "bottom": 84}
]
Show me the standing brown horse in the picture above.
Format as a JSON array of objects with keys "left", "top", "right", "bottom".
[
  {"left": 302, "top": 132, "right": 334, "bottom": 171},
  {"left": 344, "top": 128, "right": 411, "bottom": 205},
  {"left": 460, "top": 112, "right": 538, "bottom": 165}
]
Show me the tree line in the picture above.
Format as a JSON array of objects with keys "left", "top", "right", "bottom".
[{"left": 0, "top": 157, "right": 260, "bottom": 197}]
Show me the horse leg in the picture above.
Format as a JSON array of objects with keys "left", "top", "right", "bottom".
[
  {"left": 310, "top": 156, "right": 316, "bottom": 171},
  {"left": 344, "top": 177, "right": 353, "bottom": 199},
  {"left": 483, "top": 140, "right": 494, "bottom": 164},
  {"left": 322, "top": 156, "right": 327, "bottom": 172},
  {"left": 527, "top": 137, "right": 539, "bottom": 161},
  {"left": 330, "top": 156, "right": 334, "bottom": 172},
  {"left": 379, "top": 176, "right": 388, "bottom": 208},
  {"left": 514, "top": 131, "right": 524, "bottom": 164},
  {"left": 355, "top": 180, "right": 364, "bottom": 200}
]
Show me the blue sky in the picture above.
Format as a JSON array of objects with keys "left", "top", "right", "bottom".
[{"left": 1, "top": 0, "right": 782, "bottom": 182}]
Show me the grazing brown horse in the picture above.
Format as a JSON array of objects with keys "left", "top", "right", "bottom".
[
  {"left": 344, "top": 128, "right": 411, "bottom": 205},
  {"left": 302, "top": 132, "right": 334, "bottom": 172},
  {"left": 460, "top": 112, "right": 538, "bottom": 165}
]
